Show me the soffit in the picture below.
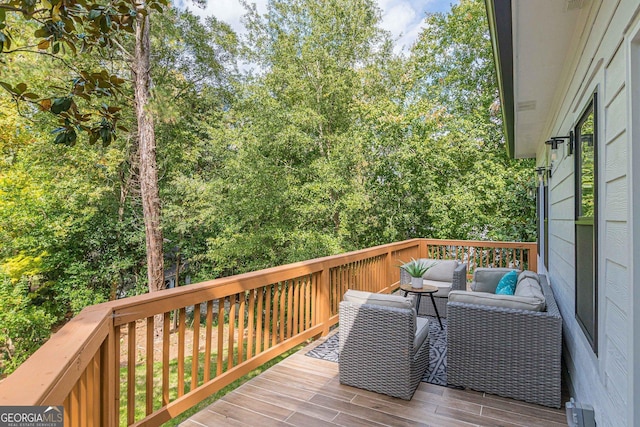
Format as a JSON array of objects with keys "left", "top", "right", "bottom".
[{"left": 511, "top": 0, "right": 581, "bottom": 158}]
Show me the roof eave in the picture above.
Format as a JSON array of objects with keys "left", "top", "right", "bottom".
[{"left": 485, "top": 0, "right": 515, "bottom": 158}]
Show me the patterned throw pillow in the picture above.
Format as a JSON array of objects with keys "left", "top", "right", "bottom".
[{"left": 495, "top": 270, "right": 518, "bottom": 295}]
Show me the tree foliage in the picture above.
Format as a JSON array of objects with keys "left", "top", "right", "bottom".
[
  {"left": 0, "top": 0, "right": 168, "bottom": 144},
  {"left": 0, "top": 0, "right": 536, "bottom": 374}
]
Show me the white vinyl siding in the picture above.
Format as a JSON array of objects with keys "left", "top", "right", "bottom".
[
  {"left": 603, "top": 32, "right": 629, "bottom": 426},
  {"left": 539, "top": 1, "right": 638, "bottom": 425},
  {"left": 630, "top": 19, "right": 640, "bottom": 427}
]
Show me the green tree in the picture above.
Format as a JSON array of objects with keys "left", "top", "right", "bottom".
[
  {"left": 0, "top": 278, "right": 55, "bottom": 376},
  {"left": 403, "top": 0, "right": 535, "bottom": 241},
  {"left": 0, "top": 0, "right": 138, "bottom": 143},
  {"left": 153, "top": 9, "right": 239, "bottom": 282},
  {"left": 205, "top": 0, "right": 393, "bottom": 272},
  {"left": 0, "top": 0, "right": 170, "bottom": 306},
  {"left": 0, "top": 7, "right": 239, "bottom": 372}
]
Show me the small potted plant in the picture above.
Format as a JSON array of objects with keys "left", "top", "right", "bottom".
[{"left": 400, "top": 258, "right": 436, "bottom": 288}]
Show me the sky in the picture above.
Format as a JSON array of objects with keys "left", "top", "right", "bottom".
[{"left": 180, "top": 0, "right": 458, "bottom": 54}]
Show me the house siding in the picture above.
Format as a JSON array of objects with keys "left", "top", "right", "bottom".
[{"left": 539, "top": 1, "right": 639, "bottom": 425}]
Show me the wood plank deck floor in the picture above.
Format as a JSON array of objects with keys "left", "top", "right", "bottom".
[{"left": 181, "top": 332, "right": 568, "bottom": 427}]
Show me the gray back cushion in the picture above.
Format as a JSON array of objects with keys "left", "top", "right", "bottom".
[
  {"left": 343, "top": 289, "right": 414, "bottom": 310},
  {"left": 517, "top": 270, "right": 540, "bottom": 284},
  {"left": 471, "top": 268, "right": 516, "bottom": 293},
  {"left": 514, "top": 276, "right": 546, "bottom": 310},
  {"left": 423, "top": 259, "right": 459, "bottom": 282}
]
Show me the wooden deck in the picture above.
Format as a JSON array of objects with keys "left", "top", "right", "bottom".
[{"left": 180, "top": 333, "right": 568, "bottom": 427}]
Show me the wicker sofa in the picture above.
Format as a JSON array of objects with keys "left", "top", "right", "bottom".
[
  {"left": 399, "top": 258, "right": 467, "bottom": 317},
  {"left": 446, "top": 268, "right": 562, "bottom": 408},
  {"left": 338, "top": 290, "right": 430, "bottom": 400}
]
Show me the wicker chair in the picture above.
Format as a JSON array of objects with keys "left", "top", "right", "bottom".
[
  {"left": 338, "top": 290, "right": 430, "bottom": 400},
  {"left": 447, "top": 273, "right": 562, "bottom": 408},
  {"left": 399, "top": 259, "right": 467, "bottom": 317}
]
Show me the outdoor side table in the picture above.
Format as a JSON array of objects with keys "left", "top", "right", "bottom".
[{"left": 399, "top": 283, "right": 444, "bottom": 329}]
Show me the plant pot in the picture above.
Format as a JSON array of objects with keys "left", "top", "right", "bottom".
[{"left": 410, "top": 276, "right": 423, "bottom": 289}]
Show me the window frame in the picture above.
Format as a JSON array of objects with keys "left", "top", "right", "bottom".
[{"left": 574, "top": 92, "right": 598, "bottom": 353}]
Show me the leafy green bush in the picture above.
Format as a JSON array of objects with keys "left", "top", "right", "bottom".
[{"left": 0, "top": 277, "right": 56, "bottom": 376}]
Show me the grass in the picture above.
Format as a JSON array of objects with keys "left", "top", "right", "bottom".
[{"left": 118, "top": 343, "right": 305, "bottom": 426}]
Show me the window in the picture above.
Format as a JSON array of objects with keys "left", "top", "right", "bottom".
[
  {"left": 537, "top": 185, "right": 541, "bottom": 257},
  {"left": 544, "top": 182, "right": 549, "bottom": 271},
  {"left": 574, "top": 94, "right": 597, "bottom": 353}
]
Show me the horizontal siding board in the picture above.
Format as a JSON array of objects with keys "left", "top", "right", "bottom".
[
  {"left": 552, "top": 0, "right": 638, "bottom": 131},
  {"left": 549, "top": 232, "right": 574, "bottom": 268},
  {"left": 605, "top": 88, "right": 627, "bottom": 142},
  {"left": 551, "top": 272, "right": 574, "bottom": 313},
  {"left": 558, "top": 0, "right": 607, "bottom": 117},
  {"left": 551, "top": 173, "right": 575, "bottom": 204},
  {"left": 603, "top": 340, "right": 628, "bottom": 426},
  {"left": 587, "top": 0, "right": 619, "bottom": 75},
  {"left": 604, "top": 300, "right": 628, "bottom": 355},
  {"left": 605, "top": 43, "right": 626, "bottom": 105},
  {"left": 604, "top": 337, "right": 628, "bottom": 397},
  {"left": 604, "top": 259, "right": 629, "bottom": 315},
  {"left": 603, "top": 176, "right": 628, "bottom": 221},
  {"left": 551, "top": 218, "right": 574, "bottom": 243},
  {"left": 605, "top": 131, "right": 628, "bottom": 181},
  {"left": 551, "top": 157, "right": 574, "bottom": 184},
  {"left": 550, "top": 251, "right": 575, "bottom": 284},
  {"left": 604, "top": 221, "right": 629, "bottom": 267},
  {"left": 551, "top": 197, "right": 575, "bottom": 220}
]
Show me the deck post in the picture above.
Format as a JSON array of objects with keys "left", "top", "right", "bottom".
[
  {"left": 528, "top": 243, "right": 538, "bottom": 273},
  {"left": 419, "top": 238, "right": 427, "bottom": 258},
  {"left": 318, "top": 264, "right": 331, "bottom": 336},
  {"left": 101, "top": 320, "right": 117, "bottom": 427}
]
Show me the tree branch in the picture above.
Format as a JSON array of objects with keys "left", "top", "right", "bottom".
[
  {"left": 111, "top": 37, "right": 134, "bottom": 61},
  {"left": 3, "top": 47, "right": 81, "bottom": 75}
]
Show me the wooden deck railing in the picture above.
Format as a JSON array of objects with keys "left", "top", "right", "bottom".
[
  {"left": 0, "top": 238, "right": 535, "bottom": 426},
  {"left": 423, "top": 239, "right": 537, "bottom": 279}
]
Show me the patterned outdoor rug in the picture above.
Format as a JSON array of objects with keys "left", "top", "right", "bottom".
[{"left": 305, "top": 316, "right": 448, "bottom": 386}]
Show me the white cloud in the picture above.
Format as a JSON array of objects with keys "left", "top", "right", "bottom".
[
  {"left": 378, "top": 0, "right": 431, "bottom": 54},
  {"left": 380, "top": 2, "right": 416, "bottom": 37}
]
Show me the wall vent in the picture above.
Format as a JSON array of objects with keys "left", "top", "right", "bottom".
[{"left": 516, "top": 100, "right": 536, "bottom": 112}]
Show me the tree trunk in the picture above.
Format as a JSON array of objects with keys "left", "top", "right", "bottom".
[
  {"left": 134, "top": 9, "right": 164, "bottom": 339},
  {"left": 113, "top": 140, "right": 136, "bottom": 301},
  {"left": 134, "top": 10, "right": 164, "bottom": 295}
]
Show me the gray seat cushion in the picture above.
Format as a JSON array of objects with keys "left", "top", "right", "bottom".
[
  {"left": 343, "top": 289, "right": 418, "bottom": 334},
  {"left": 414, "top": 317, "right": 430, "bottom": 351},
  {"left": 448, "top": 290, "right": 546, "bottom": 312}
]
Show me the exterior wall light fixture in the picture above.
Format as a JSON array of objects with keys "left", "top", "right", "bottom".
[
  {"left": 536, "top": 166, "right": 550, "bottom": 183},
  {"left": 545, "top": 131, "right": 574, "bottom": 160}
]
